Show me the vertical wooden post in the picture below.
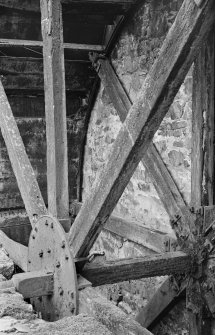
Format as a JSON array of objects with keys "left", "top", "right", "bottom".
[
  {"left": 191, "top": 28, "right": 215, "bottom": 208},
  {"left": 190, "top": 27, "right": 215, "bottom": 335},
  {"left": 40, "top": 0, "right": 70, "bottom": 231}
]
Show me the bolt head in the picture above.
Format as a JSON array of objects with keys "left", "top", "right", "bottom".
[{"left": 56, "top": 261, "right": 60, "bottom": 268}]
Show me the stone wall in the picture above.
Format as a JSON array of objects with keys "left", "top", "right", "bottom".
[{"left": 83, "top": 0, "right": 191, "bottom": 332}]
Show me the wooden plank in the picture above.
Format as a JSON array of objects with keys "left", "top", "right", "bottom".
[
  {"left": 79, "top": 287, "right": 153, "bottom": 335},
  {"left": 0, "top": 82, "right": 47, "bottom": 226},
  {"left": 135, "top": 276, "right": 186, "bottom": 328},
  {"left": 0, "top": 0, "right": 135, "bottom": 12},
  {"left": 189, "top": 26, "right": 215, "bottom": 335},
  {"left": 40, "top": 0, "right": 69, "bottom": 226},
  {"left": 91, "top": 55, "right": 187, "bottom": 222},
  {"left": 0, "top": 57, "right": 96, "bottom": 92},
  {"left": 0, "top": 38, "right": 104, "bottom": 51},
  {"left": 0, "top": 230, "right": 28, "bottom": 271},
  {"left": 105, "top": 215, "right": 169, "bottom": 253},
  {"left": 0, "top": 271, "right": 54, "bottom": 298},
  {"left": 69, "top": 0, "right": 215, "bottom": 258},
  {"left": 80, "top": 251, "right": 191, "bottom": 286},
  {"left": 1, "top": 74, "right": 91, "bottom": 92},
  {"left": 12, "top": 271, "right": 54, "bottom": 298},
  {"left": 70, "top": 201, "right": 175, "bottom": 253},
  {"left": 191, "top": 27, "right": 215, "bottom": 208}
]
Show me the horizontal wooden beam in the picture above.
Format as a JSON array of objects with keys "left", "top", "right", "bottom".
[
  {"left": 0, "top": 271, "right": 54, "bottom": 298},
  {"left": 0, "top": 0, "right": 134, "bottom": 12},
  {"left": 79, "top": 287, "right": 153, "bottom": 335},
  {"left": 70, "top": 201, "right": 175, "bottom": 253},
  {"left": 0, "top": 38, "right": 104, "bottom": 51},
  {"left": 0, "top": 230, "right": 28, "bottom": 271},
  {"left": 13, "top": 271, "right": 54, "bottom": 298},
  {"left": 80, "top": 251, "right": 192, "bottom": 286},
  {"left": 68, "top": 0, "right": 215, "bottom": 258},
  {"left": 1, "top": 71, "right": 92, "bottom": 92}
]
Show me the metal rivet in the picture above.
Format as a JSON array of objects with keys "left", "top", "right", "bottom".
[
  {"left": 47, "top": 248, "right": 51, "bottom": 254},
  {"left": 39, "top": 250, "right": 43, "bottom": 258},
  {"left": 70, "top": 303, "right": 75, "bottom": 313},
  {"left": 59, "top": 287, "right": 64, "bottom": 296},
  {"left": 51, "top": 222, "right": 54, "bottom": 229},
  {"left": 56, "top": 261, "right": 61, "bottom": 268},
  {"left": 45, "top": 220, "right": 48, "bottom": 226},
  {"left": 61, "top": 241, "right": 66, "bottom": 249},
  {"left": 28, "top": 260, "right": 31, "bottom": 264},
  {"left": 65, "top": 255, "right": 69, "bottom": 260},
  {"left": 32, "top": 235, "right": 35, "bottom": 239}
]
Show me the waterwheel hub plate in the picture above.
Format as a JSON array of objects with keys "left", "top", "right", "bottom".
[{"left": 27, "top": 215, "right": 78, "bottom": 321}]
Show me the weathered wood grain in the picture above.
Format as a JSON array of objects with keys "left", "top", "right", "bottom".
[
  {"left": 0, "top": 0, "right": 135, "bottom": 12},
  {"left": 12, "top": 271, "right": 54, "bottom": 298},
  {"left": 0, "top": 82, "right": 47, "bottom": 226},
  {"left": 0, "top": 38, "right": 104, "bottom": 51},
  {"left": 0, "top": 57, "right": 96, "bottom": 92},
  {"left": 0, "top": 271, "right": 54, "bottom": 298},
  {"left": 191, "top": 28, "right": 215, "bottom": 208},
  {"left": 136, "top": 276, "right": 187, "bottom": 328},
  {"left": 69, "top": 0, "right": 215, "bottom": 258},
  {"left": 70, "top": 200, "right": 175, "bottom": 253},
  {"left": 92, "top": 56, "right": 187, "bottom": 224},
  {"left": 0, "top": 230, "right": 28, "bottom": 271},
  {"left": 79, "top": 286, "right": 153, "bottom": 335},
  {"left": 80, "top": 252, "right": 192, "bottom": 286},
  {"left": 189, "top": 27, "right": 215, "bottom": 335},
  {"left": 40, "top": 0, "right": 69, "bottom": 223}
]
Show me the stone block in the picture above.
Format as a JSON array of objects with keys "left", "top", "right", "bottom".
[{"left": 168, "top": 150, "right": 185, "bottom": 167}]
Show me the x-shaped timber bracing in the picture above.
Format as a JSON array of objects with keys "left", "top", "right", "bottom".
[{"left": 0, "top": 0, "right": 214, "bottom": 333}]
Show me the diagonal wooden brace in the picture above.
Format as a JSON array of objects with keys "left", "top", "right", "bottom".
[
  {"left": 0, "top": 82, "right": 47, "bottom": 227},
  {"left": 69, "top": 0, "right": 215, "bottom": 258},
  {"left": 89, "top": 53, "right": 192, "bottom": 234}
]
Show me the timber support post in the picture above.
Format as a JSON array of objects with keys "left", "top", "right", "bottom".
[{"left": 40, "top": 0, "right": 70, "bottom": 232}]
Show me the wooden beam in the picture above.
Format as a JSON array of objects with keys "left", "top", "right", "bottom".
[
  {"left": 0, "top": 38, "right": 104, "bottom": 51},
  {"left": 0, "top": 271, "right": 54, "bottom": 298},
  {"left": 0, "top": 230, "right": 28, "bottom": 271},
  {"left": 80, "top": 252, "right": 191, "bottom": 286},
  {"left": 79, "top": 287, "right": 153, "bottom": 335},
  {"left": 189, "top": 26, "right": 215, "bottom": 335},
  {"left": 135, "top": 276, "right": 187, "bottom": 328},
  {"left": 70, "top": 201, "right": 175, "bottom": 253},
  {"left": 1, "top": 74, "right": 91, "bottom": 92},
  {"left": 40, "top": 0, "right": 69, "bottom": 227},
  {"left": 13, "top": 271, "right": 54, "bottom": 298},
  {"left": 69, "top": 0, "right": 215, "bottom": 258},
  {"left": 90, "top": 55, "right": 187, "bottom": 223},
  {"left": 0, "top": 0, "right": 134, "bottom": 12},
  {"left": 0, "top": 82, "right": 47, "bottom": 227},
  {"left": 191, "top": 27, "right": 215, "bottom": 208}
]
